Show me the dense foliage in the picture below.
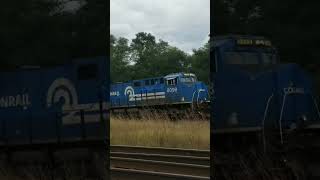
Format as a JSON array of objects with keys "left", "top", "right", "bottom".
[
  {"left": 1, "top": 1, "right": 318, "bottom": 84},
  {"left": 110, "top": 32, "right": 209, "bottom": 83},
  {"left": 0, "top": 0, "right": 107, "bottom": 69}
]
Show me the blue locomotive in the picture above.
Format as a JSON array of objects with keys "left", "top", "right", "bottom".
[
  {"left": 110, "top": 72, "right": 209, "bottom": 110},
  {"left": 0, "top": 57, "right": 109, "bottom": 177},
  {"left": 211, "top": 35, "right": 320, "bottom": 179}
]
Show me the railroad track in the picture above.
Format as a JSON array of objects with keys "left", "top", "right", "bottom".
[{"left": 110, "top": 145, "right": 210, "bottom": 180}]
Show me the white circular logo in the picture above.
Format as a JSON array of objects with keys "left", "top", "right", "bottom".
[
  {"left": 124, "top": 86, "right": 135, "bottom": 96},
  {"left": 47, "top": 78, "right": 78, "bottom": 108}
]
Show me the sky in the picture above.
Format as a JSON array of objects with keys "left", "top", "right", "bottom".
[{"left": 111, "top": 0, "right": 210, "bottom": 54}]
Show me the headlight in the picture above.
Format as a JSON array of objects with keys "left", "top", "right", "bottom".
[{"left": 301, "top": 115, "right": 307, "bottom": 121}]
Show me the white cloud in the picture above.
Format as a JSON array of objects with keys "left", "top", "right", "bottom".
[{"left": 111, "top": 0, "right": 210, "bottom": 54}]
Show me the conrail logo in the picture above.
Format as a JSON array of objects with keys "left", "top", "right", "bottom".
[
  {"left": 283, "top": 87, "right": 305, "bottom": 94},
  {"left": 0, "top": 94, "right": 31, "bottom": 109}
]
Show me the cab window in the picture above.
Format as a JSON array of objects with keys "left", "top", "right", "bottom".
[
  {"left": 134, "top": 81, "right": 141, "bottom": 87},
  {"left": 145, "top": 80, "right": 150, "bottom": 86},
  {"left": 180, "top": 76, "right": 196, "bottom": 83},
  {"left": 78, "top": 64, "right": 98, "bottom": 80},
  {"left": 160, "top": 78, "right": 164, "bottom": 84},
  {"left": 167, "top": 78, "right": 177, "bottom": 86},
  {"left": 225, "top": 52, "right": 259, "bottom": 65}
]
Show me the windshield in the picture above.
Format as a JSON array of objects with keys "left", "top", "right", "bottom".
[
  {"left": 224, "top": 52, "right": 276, "bottom": 66},
  {"left": 180, "top": 76, "right": 197, "bottom": 83},
  {"left": 225, "top": 52, "right": 259, "bottom": 65},
  {"left": 261, "top": 53, "right": 277, "bottom": 65}
]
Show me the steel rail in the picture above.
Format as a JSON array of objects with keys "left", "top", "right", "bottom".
[
  {"left": 111, "top": 167, "right": 210, "bottom": 180},
  {"left": 111, "top": 152, "right": 210, "bottom": 165},
  {"left": 111, "top": 145, "right": 209, "bottom": 157},
  {"left": 111, "top": 157, "right": 209, "bottom": 177},
  {"left": 110, "top": 145, "right": 210, "bottom": 179}
]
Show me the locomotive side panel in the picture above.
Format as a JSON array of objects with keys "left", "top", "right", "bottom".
[
  {"left": 0, "top": 57, "right": 109, "bottom": 146},
  {"left": 110, "top": 73, "right": 209, "bottom": 110}
]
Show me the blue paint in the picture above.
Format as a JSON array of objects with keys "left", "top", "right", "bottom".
[
  {"left": 211, "top": 35, "right": 319, "bottom": 132},
  {"left": 0, "top": 57, "right": 109, "bottom": 145},
  {"left": 110, "top": 72, "right": 209, "bottom": 108}
]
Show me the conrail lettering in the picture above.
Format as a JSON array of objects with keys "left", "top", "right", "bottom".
[
  {"left": 0, "top": 94, "right": 31, "bottom": 108},
  {"left": 284, "top": 87, "right": 305, "bottom": 94},
  {"left": 110, "top": 91, "right": 120, "bottom": 96}
]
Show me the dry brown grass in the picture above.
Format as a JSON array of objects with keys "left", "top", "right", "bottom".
[{"left": 110, "top": 111, "right": 210, "bottom": 150}]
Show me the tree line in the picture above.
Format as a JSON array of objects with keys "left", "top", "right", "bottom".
[
  {"left": 110, "top": 32, "right": 209, "bottom": 83},
  {"left": 1, "top": 0, "right": 318, "bottom": 85},
  {"left": 0, "top": 0, "right": 107, "bottom": 69}
]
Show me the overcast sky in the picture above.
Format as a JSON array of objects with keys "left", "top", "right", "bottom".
[{"left": 111, "top": 0, "right": 210, "bottom": 54}]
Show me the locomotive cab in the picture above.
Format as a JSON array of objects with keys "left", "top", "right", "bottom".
[
  {"left": 164, "top": 73, "right": 209, "bottom": 106},
  {"left": 212, "top": 36, "right": 277, "bottom": 74},
  {"left": 212, "top": 36, "right": 279, "bottom": 133},
  {"left": 211, "top": 35, "right": 320, "bottom": 179},
  {"left": 211, "top": 35, "right": 320, "bottom": 137}
]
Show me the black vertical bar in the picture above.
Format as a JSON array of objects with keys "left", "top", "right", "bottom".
[
  {"left": 29, "top": 114, "right": 33, "bottom": 144},
  {"left": 127, "top": 96, "right": 129, "bottom": 107},
  {"left": 80, "top": 109, "right": 86, "bottom": 140},
  {"left": 99, "top": 100, "right": 105, "bottom": 138},
  {"left": 135, "top": 96, "right": 137, "bottom": 106},
  {"left": 145, "top": 91, "right": 148, "bottom": 106},
  {"left": 2, "top": 118, "right": 7, "bottom": 144},
  {"left": 55, "top": 112, "right": 61, "bottom": 143}
]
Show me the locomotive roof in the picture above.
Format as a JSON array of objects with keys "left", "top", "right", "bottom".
[
  {"left": 164, "top": 72, "right": 196, "bottom": 79},
  {"left": 212, "top": 35, "right": 274, "bottom": 49},
  {"left": 213, "top": 35, "right": 268, "bottom": 41},
  {"left": 0, "top": 56, "right": 107, "bottom": 73},
  {"left": 120, "top": 72, "right": 196, "bottom": 83}
]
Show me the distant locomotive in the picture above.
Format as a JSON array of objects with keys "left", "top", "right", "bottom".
[
  {"left": 0, "top": 57, "right": 109, "bottom": 178},
  {"left": 110, "top": 72, "right": 209, "bottom": 117},
  {"left": 211, "top": 35, "right": 320, "bottom": 179}
]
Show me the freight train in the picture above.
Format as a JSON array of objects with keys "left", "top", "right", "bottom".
[
  {"left": 0, "top": 57, "right": 109, "bottom": 178},
  {"left": 110, "top": 72, "right": 209, "bottom": 118},
  {"left": 210, "top": 35, "right": 320, "bottom": 179}
]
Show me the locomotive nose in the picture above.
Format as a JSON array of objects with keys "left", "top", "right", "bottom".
[{"left": 276, "top": 64, "right": 318, "bottom": 130}]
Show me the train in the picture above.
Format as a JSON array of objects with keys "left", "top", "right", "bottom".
[
  {"left": 0, "top": 57, "right": 109, "bottom": 178},
  {"left": 110, "top": 72, "right": 210, "bottom": 118},
  {"left": 210, "top": 35, "right": 320, "bottom": 179}
]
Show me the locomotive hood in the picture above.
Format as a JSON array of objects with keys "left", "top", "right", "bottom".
[
  {"left": 275, "top": 63, "right": 313, "bottom": 95},
  {"left": 272, "top": 63, "right": 320, "bottom": 129}
]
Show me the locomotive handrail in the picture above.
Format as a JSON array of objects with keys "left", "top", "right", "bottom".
[
  {"left": 62, "top": 102, "right": 108, "bottom": 112},
  {"left": 112, "top": 92, "right": 168, "bottom": 108},
  {"left": 196, "top": 89, "right": 204, "bottom": 106},
  {"left": 279, "top": 93, "right": 288, "bottom": 144},
  {"left": 262, "top": 93, "right": 274, "bottom": 152},
  {"left": 311, "top": 95, "right": 320, "bottom": 121},
  {"left": 191, "top": 91, "right": 198, "bottom": 109}
]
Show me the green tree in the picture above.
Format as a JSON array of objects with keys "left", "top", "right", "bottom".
[
  {"left": 110, "top": 35, "right": 131, "bottom": 82},
  {"left": 189, "top": 43, "right": 210, "bottom": 83},
  {"left": 130, "top": 32, "right": 158, "bottom": 79}
]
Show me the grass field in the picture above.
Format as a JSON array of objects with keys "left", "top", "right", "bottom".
[{"left": 110, "top": 112, "right": 210, "bottom": 150}]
